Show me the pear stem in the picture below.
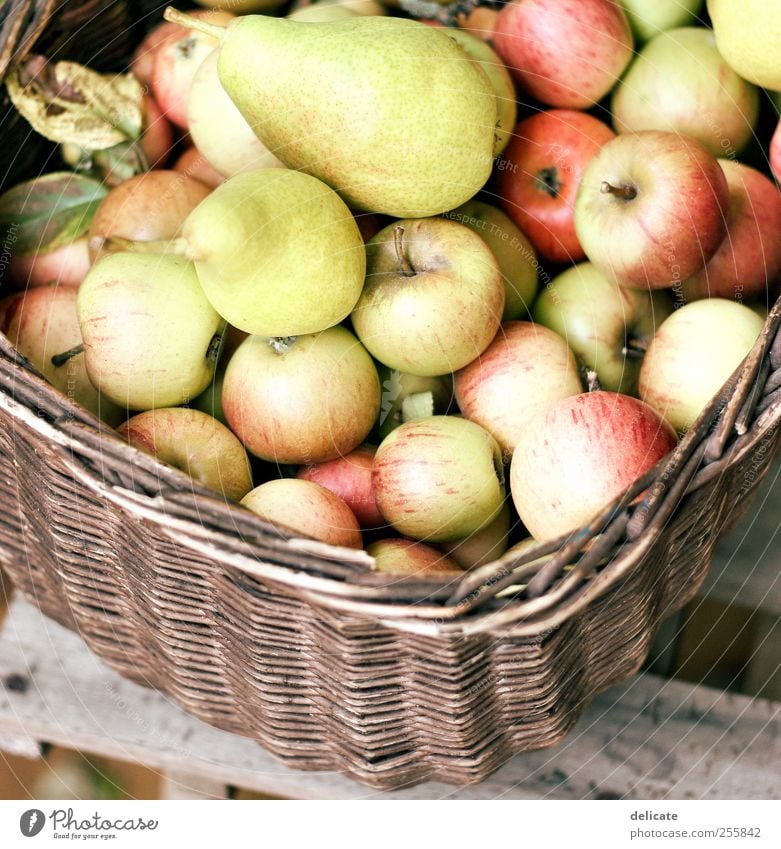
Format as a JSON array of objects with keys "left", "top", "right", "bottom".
[
  {"left": 90, "top": 235, "right": 190, "bottom": 257},
  {"left": 600, "top": 181, "right": 638, "bottom": 201},
  {"left": 51, "top": 344, "right": 84, "bottom": 368},
  {"left": 393, "top": 226, "right": 416, "bottom": 277},
  {"left": 163, "top": 7, "right": 227, "bottom": 39}
]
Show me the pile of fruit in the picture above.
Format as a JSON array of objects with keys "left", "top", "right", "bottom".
[{"left": 0, "top": 0, "right": 779, "bottom": 579}]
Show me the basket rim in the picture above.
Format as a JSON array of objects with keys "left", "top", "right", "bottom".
[{"left": 2, "top": 293, "right": 780, "bottom": 635}]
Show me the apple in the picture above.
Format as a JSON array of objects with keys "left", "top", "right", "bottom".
[
  {"left": 78, "top": 252, "right": 224, "bottom": 411},
  {"left": 511, "top": 391, "right": 677, "bottom": 541},
  {"left": 88, "top": 170, "right": 211, "bottom": 262},
  {"left": 241, "top": 479, "right": 363, "bottom": 549},
  {"left": 440, "top": 502, "right": 511, "bottom": 570},
  {"left": 222, "top": 327, "right": 381, "bottom": 464},
  {"left": 373, "top": 416, "right": 506, "bottom": 544},
  {"left": 118, "top": 407, "right": 253, "bottom": 502},
  {"left": 188, "top": 49, "right": 285, "bottom": 179},
  {"left": 496, "top": 109, "right": 616, "bottom": 264},
  {"left": 638, "top": 299, "right": 764, "bottom": 434},
  {"left": 368, "top": 539, "right": 462, "bottom": 576},
  {"left": 444, "top": 200, "right": 539, "bottom": 320},
  {"left": 151, "top": 10, "right": 234, "bottom": 129},
  {"left": 351, "top": 218, "right": 504, "bottom": 377},
  {"left": 771, "top": 118, "right": 781, "bottom": 184},
  {"left": 574, "top": 131, "right": 730, "bottom": 289},
  {"left": 375, "top": 366, "right": 454, "bottom": 441},
  {"left": 682, "top": 160, "right": 781, "bottom": 302},
  {"left": 297, "top": 445, "right": 384, "bottom": 529},
  {"left": 137, "top": 95, "right": 175, "bottom": 170},
  {"left": 173, "top": 147, "right": 225, "bottom": 189},
  {"left": 453, "top": 321, "right": 582, "bottom": 459},
  {"left": 708, "top": 0, "right": 781, "bottom": 91},
  {"left": 533, "top": 263, "right": 673, "bottom": 394},
  {"left": 492, "top": 0, "right": 633, "bottom": 109},
  {"left": 619, "top": 0, "right": 704, "bottom": 42},
  {"left": 132, "top": 21, "right": 180, "bottom": 86},
  {"left": 8, "top": 236, "right": 90, "bottom": 288},
  {"left": 612, "top": 28, "right": 759, "bottom": 158},
  {"left": 0, "top": 286, "right": 123, "bottom": 424},
  {"left": 443, "top": 28, "right": 516, "bottom": 156}
]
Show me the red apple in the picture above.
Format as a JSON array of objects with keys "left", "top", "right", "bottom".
[
  {"left": 373, "top": 416, "right": 506, "bottom": 544},
  {"left": 510, "top": 391, "right": 677, "bottom": 541},
  {"left": 574, "top": 131, "right": 730, "bottom": 289},
  {"left": 496, "top": 109, "right": 616, "bottom": 264},
  {"left": 222, "top": 328, "right": 381, "bottom": 465},
  {"left": 297, "top": 445, "right": 383, "bottom": 529},
  {"left": 173, "top": 146, "right": 226, "bottom": 189},
  {"left": 0, "top": 285, "right": 123, "bottom": 424},
  {"left": 454, "top": 321, "right": 583, "bottom": 460},
  {"left": 368, "top": 539, "right": 462, "bottom": 576},
  {"left": 771, "top": 117, "right": 781, "bottom": 184},
  {"left": 118, "top": 407, "right": 253, "bottom": 502},
  {"left": 132, "top": 21, "right": 180, "bottom": 86},
  {"left": 9, "top": 237, "right": 90, "bottom": 288},
  {"left": 241, "top": 479, "right": 363, "bottom": 549},
  {"left": 682, "top": 160, "right": 781, "bottom": 302},
  {"left": 88, "top": 170, "right": 211, "bottom": 262},
  {"left": 151, "top": 11, "right": 234, "bottom": 129},
  {"left": 492, "top": 0, "right": 633, "bottom": 109}
]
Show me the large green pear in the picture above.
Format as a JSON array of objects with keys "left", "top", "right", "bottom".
[
  {"left": 181, "top": 168, "right": 366, "bottom": 336},
  {"left": 167, "top": 10, "right": 496, "bottom": 218}
]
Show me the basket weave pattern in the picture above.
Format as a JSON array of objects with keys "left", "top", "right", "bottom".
[{"left": 1, "top": 1, "right": 781, "bottom": 789}]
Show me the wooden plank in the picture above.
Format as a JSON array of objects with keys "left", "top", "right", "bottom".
[
  {"left": 0, "top": 598, "right": 780, "bottom": 800},
  {"left": 160, "top": 769, "right": 229, "bottom": 800},
  {"left": 701, "top": 457, "right": 781, "bottom": 616}
]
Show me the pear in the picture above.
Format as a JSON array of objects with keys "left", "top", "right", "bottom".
[
  {"left": 165, "top": 9, "right": 497, "bottom": 218},
  {"left": 78, "top": 253, "right": 224, "bottom": 411},
  {"left": 187, "top": 49, "right": 285, "bottom": 178},
  {"left": 181, "top": 168, "right": 366, "bottom": 337}
]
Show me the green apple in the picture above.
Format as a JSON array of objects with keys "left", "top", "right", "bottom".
[
  {"left": 351, "top": 217, "right": 504, "bottom": 377},
  {"left": 443, "top": 28, "right": 517, "bottom": 156},
  {"left": 708, "top": 0, "right": 781, "bottom": 90},
  {"left": 78, "top": 253, "right": 224, "bottom": 410},
  {"left": 533, "top": 263, "right": 673, "bottom": 395},
  {"left": 374, "top": 416, "right": 506, "bottom": 543},
  {"left": 444, "top": 200, "right": 539, "bottom": 320},
  {"left": 639, "top": 299, "right": 764, "bottom": 434},
  {"left": 118, "top": 407, "right": 253, "bottom": 501},
  {"left": 241, "top": 478, "right": 363, "bottom": 548},
  {"left": 620, "top": 0, "right": 703, "bottom": 42},
  {"left": 612, "top": 27, "right": 759, "bottom": 157},
  {"left": 440, "top": 501, "right": 511, "bottom": 569}
]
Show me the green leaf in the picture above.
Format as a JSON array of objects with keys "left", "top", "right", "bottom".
[
  {"left": 5, "top": 55, "right": 144, "bottom": 150},
  {"left": 0, "top": 172, "right": 108, "bottom": 256}
]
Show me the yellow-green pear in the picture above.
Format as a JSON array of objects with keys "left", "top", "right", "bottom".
[
  {"left": 166, "top": 10, "right": 496, "bottom": 217},
  {"left": 181, "top": 169, "right": 366, "bottom": 337},
  {"left": 708, "top": 0, "right": 781, "bottom": 90}
]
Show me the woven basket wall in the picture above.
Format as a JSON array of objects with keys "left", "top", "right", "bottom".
[{"left": 1, "top": 2, "right": 781, "bottom": 790}]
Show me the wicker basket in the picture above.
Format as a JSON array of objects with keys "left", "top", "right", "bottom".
[{"left": 1, "top": 2, "right": 781, "bottom": 790}]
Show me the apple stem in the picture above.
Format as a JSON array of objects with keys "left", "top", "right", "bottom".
[
  {"left": 90, "top": 235, "right": 190, "bottom": 257},
  {"left": 51, "top": 344, "right": 84, "bottom": 368},
  {"left": 206, "top": 333, "right": 224, "bottom": 365},
  {"left": 268, "top": 336, "right": 298, "bottom": 355},
  {"left": 585, "top": 368, "right": 601, "bottom": 393},
  {"left": 600, "top": 181, "right": 638, "bottom": 201},
  {"left": 622, "top": 339, "right": 648, "bottom": 359},
  {"left": 393, "top": 226, "right": 416, "bottom": 277},
  {"left": 163, "top": 7, "right": 227, "bottom": 39}
]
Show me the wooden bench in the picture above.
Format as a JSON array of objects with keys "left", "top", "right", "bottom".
[{"left": 1, "top": 460, "right": 780, "bottom": 799}]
